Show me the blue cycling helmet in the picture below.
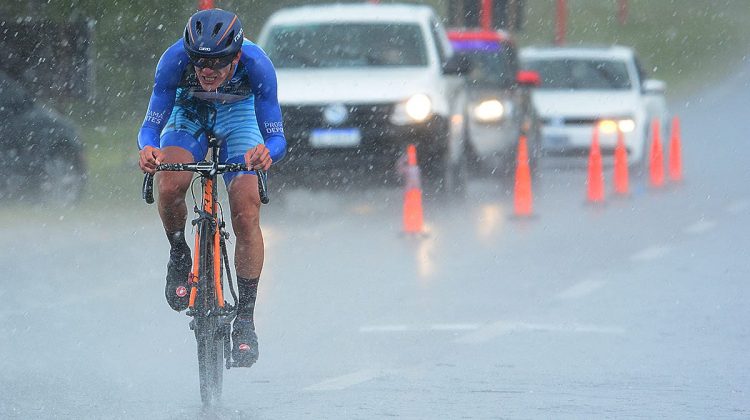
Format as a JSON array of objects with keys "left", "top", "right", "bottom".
[{"left": 183, "top": 9, "right": 244, "bottom": 59}]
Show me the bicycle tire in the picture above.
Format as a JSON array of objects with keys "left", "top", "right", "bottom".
[
  {"left": 196, "top": 316, "right": 223, "bottom": 404},
  {"left": 194, "top": 219, "right": 224, "bottom": 405}
]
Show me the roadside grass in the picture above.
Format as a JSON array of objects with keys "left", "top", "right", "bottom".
[
  {"left": 42, "top": 120, "right": 147, "bottom": 218},
  {"left": 519, "top": 0, "right": 750, "bottom": 96},
  {"left": 82, "top": 121, "right": 143, "bottom": 209},
  {"left": 21, "top": 0, "right": 749, "bottom": 214}
]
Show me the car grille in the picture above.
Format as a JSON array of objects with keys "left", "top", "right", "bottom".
[{"left": 281, "top": 103, "right": 396, "bottom": 152}]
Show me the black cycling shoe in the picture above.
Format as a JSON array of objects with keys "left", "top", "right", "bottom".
[
  {"left": 165, "top": 251, "right": 191, "bottom": 312},
  {"left": 232, "top": 316, "right": 259, "bottom": 367}
]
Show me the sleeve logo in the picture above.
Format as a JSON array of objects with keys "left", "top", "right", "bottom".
[
  {"left": 146, "top": 110, "right": 166, "bottom": 125},
  {"left": 264, "top": 121, "right": 284, "bottom": 134}
]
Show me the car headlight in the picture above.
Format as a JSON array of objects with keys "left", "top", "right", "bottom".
[
  {"left": 598, "top": 118, "right": 636, "bottom": 134},
  {"left": 391, "top": 94, "right": 433, "bottom": 125},
  {"left": 473, "top": 100, "right": 505, "bottom": 123}
]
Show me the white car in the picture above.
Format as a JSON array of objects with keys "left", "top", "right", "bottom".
[
  {"left": 520, "top": 45, "right": 668, "bottom": 164},
  {"left": 257, "top": 3, "right": 471, "bottom": 194}
]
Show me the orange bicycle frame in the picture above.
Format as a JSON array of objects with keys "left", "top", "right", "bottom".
[{"left": 188, "top": 176, "right": 225, "bottom": 309}]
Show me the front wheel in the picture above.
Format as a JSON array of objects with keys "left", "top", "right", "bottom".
[
  {"left": 195, "top": 219, "right": 224, "bottom": 405},
  {"left": 196, "top": 317, "right": 224, "bottom": 405}
]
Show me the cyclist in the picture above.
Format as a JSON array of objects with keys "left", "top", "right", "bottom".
[{"left": 137, "top": 9, "right": 286, "bottom": 368}]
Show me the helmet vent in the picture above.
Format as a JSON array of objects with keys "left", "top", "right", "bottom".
[
  {"left": 195, "top": 21, "right": 202, "bottom": 34},
  {"left": 225, "top": 32, "right": 234, "bottom": 47},
  {"left": 213, "top": 22, "right": 223, "bottom": 36}
]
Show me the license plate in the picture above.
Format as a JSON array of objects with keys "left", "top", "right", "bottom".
[
  {"left": 543, "top": 134, "right": 569, "bottom": 149},
  {"left": 310, "top": 128, "right": 361, "bottom": 148}
]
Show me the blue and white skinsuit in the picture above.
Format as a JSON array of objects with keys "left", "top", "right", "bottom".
[{"left": 138, "top": 39, "right": 286, "bottom": 186}]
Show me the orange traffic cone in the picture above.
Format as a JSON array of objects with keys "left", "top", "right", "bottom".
[
  {"left": 403, "top": 144, "right": 424, "bottom": 234},
  {"left": 668, "top": 116, "right": 683, "bottom": 182},
  {"left": 586, "top": 126, "right": 605, "bottom": 203},
  {"left": 613, "top": 128, "right": 629, "bottom": 196},
  {"left": 513, "top": 135, "right": 533, "bottom": 217},
  {"left": 648, "top": 118, "right": 665, "bottom": 188}
]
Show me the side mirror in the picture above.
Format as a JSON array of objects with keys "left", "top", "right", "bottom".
[
  {"left": 516, "top": 70, "right": 541, "bottom": 87},
  {"left": 642, "top": 79, "right": 666, "bottom": 95},
  {"left": 443, "top": 53, "right": 472, "bottom": 76}
]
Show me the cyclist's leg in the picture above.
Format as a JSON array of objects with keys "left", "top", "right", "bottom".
[
  {"left": 158, "top": 129, "right": 208, "bottom": 237},
  {"left": 158, "top": 109, "right": 209, "bottom": 310},
  {"left": 227, "top": 172, "right": 263, "bottom": 279},
  {"left": 227, "top": 172, "right": 263, "bottom": 365},
  {"left": 216, "top": 99, "right": 265, "bottom": 281},
  {"left": 217, "top": 102, "right": 264, "bottom": 365}
]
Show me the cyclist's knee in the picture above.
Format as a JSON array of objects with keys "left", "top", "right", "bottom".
[
  {"left": 231, "top": 201, "right": 260, "bottom": 230},
  {"left": 229, "top": 178, "right": 261, "bottom": 233},
  {"left": 157, "top": 146, "right": 194, "bottom": 204},
  {"left": 158, "top": 172, "right": 191, "bottom": 204},
  {"left": 228, "top": 174, "right": 262, "bottom": 209}
]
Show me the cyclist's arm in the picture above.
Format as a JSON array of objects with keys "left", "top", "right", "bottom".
[
  {"left": 244, "top": 44, "right": 287, "bottom": 162},
  {"left": 138, "top": 41, "right": 186, "bottom": 150}
]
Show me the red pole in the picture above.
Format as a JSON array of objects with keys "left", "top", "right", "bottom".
[
  {"left": 554, "top": 0, "right": 566, "bottom": 45},
  {"left": 618, "top": 0, "right": 629, "bottom": 25},
  {"left": 480, "top": 0, "right": 493, "bottom": 31},
  {"left": 198, "top": 0, "right": 213, "bottom": 10}
]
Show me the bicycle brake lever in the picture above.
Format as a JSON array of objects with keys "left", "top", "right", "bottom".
[
  {"left": 142, "top": 173, "right": 155, "bottom": 204},
  {"left": 257, "top": 169, "right": 269, "bottom": 205}
]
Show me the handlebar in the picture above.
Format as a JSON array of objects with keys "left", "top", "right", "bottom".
[{"left": 142, "top": 162, "right": 269, "bottom": 205}]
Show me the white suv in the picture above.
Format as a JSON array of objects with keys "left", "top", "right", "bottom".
[
  {"left": 520, "top": 45, "right": 668, "bottom": 164},
  {"left": 257, "top": 3, "right": 470, "bottom": 193}
]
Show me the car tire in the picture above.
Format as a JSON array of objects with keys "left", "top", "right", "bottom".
[
  {"left": 527, "top": 125, "right": 542, "bottom": 180},
  {"left": 445, "top": 144, "right": 469, "bottom": 198},
  {"left": 629, "top": 127, "right": 650, "bottom": 178},
  {"left": 37, "top": 154, "right": 86, "bottom": 206},
  {"left": 421, "top": 125, "right": 469, "bottom": 199},
  {"left": 0, "top": 148, "right": 27, "bottom": 201}
]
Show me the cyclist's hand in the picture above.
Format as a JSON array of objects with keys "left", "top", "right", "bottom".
[
  {"left": 139, "top": 146, "right": 164, "bottom": 174},
  {"left": 245, "top": 144, "right": 272, "bottom": 171}
]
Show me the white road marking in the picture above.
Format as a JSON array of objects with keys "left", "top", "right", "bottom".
[
  {"left": 683, "top": 219, "right": 717, "bottom": 235},
  {"left": 727, "top": 199, "right": 750, "bottom": 215},
  {"left": 359, "top": 324, "right": 480, "bottom": 333},
  {"left": 359, "top": 321, "right": 624, "bottom": 346},
  {"left": 429, "top": 323, "right": 480, "bottom": 331},
  {"left": 359, "top": 325, "right": 410, "bottom": 333},
  {"left": 454, "top": 321, "right": 517, "bottom": 344},
  {"left": 454, "top": 321, "right": 625, "bottom": 344},
  {"left": 630, "top": 245, "right": 671, "bottom": 262},
  {"left": 555, "top": 279, "right": 606, "bottom": 300},
  {"left": 304, "top": 369, "right": 387, "bottom": 392}
]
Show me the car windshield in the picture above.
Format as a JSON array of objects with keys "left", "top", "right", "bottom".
[
  {"left": 265, "top": 23, "right": 428, "bottom": 69},
  {"left": 460, "top": 49, "right": 515, "bottom": 88},
  {"left": 523, "top": 58, "right": 632, "bottom": 90}
]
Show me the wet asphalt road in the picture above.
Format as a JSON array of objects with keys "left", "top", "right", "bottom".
[{"left": 2, "top": 61, "right": 750, "bottom": 419}]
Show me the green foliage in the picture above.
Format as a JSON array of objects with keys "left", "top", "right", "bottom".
[
  {"left": 2, "top": 0, "right": 748, "bottom": 207},
  {"left": 518, "top": 0, "right": 750, "bottom": 94}
]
